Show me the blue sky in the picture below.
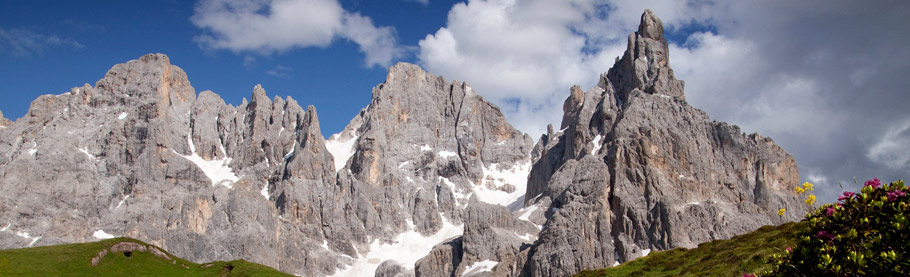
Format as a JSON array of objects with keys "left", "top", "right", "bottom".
[
  {"left": 2, "top": 0, "right": 909, "bottom": 203},
  {"left": 0, "top": 0, "right": 460, "bottom": 136}
]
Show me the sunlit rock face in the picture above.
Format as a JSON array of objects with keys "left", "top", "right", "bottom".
[{"left": 0, "top": 52, "right": 534, "bottom": 276}]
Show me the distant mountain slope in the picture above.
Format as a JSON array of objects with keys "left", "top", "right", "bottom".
[{"left": 0, "top": 236, "right": 290, "bottom": 276}]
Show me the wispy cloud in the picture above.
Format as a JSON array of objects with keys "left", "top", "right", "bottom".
[
  {"left": 0, "top": 28, "right": 84, "bottom": 57},
  {"left": 405, "top": 0, "right": 429, "bottom": 5},
  {"left": 191, "top": 0, "right": 405, "bottom": 68},
  {"left": 265, "top": 64, "right": 293, "bottom": 78}
]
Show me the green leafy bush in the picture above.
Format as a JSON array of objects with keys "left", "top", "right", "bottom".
[{"left": 764, "top": 178, "right": 910, "bottom": 276}]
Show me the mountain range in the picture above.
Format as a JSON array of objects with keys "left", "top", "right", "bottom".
[{"left": 0, "top": 10, "right": 806, "bottom": 276}]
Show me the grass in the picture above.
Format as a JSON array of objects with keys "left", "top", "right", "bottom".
[
  {"left": 576, "top": 221, "right": 807, "bottom": 277},
  {"left": 0, "top": 237, "right": 291, "bottom": 276}
]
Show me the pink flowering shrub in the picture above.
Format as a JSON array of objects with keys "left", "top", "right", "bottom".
[{"left": 765, "top": 179, "right": 909, "bottom": 276}]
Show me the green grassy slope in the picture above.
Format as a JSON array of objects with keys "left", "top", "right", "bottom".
[
  {"left": 0, "top": 237, "right": 291, "bottom": 276},
  {"left": 576, "top": 221, "right": 806, "bottom": 277}
]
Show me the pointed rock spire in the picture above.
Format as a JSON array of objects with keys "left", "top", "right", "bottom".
[
  {"left": 606, "top": 9, "right": 684, "bottom": 102},
  {"left": 0, "top": 109, "right": 10, "bottom": 126},
  {"left": 638, "top": 9, "right": 665, "bottom": 41}
]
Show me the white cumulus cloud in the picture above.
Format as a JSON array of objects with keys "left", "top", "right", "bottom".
[
  {"left": 419, "top": 0, "right": 910, "bottom": 202},
  {"left": 868, "top": 119, "right": 910, "bottom": 170},
  {"left": 418, "top": 0, "right": 625, "bottom": 135},
  {"left": 192, "top": 0, "right": 404, "bottom": 67}
]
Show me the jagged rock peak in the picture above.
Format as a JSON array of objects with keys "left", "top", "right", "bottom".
[
  {"left": 384, "top": 62, "right": 431, "bottom": 86},
  {"left": 95, "top": 53, "right": 196, "bottom": 108},
  {"left": 0, "top": 110, "right": 10, "bottom": 126},
  {"left": 607, "top": 10, "right": 684, "bottom": 101},
  {"left": 638, "top": 9, "right": 664, "bottom": 41},
  {"left": 520, "top": 9, "right": 807, "bottom": 277}
]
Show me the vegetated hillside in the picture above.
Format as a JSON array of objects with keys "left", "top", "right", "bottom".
[
  {"left": 0, "top": 237, "right": 290, "bottom": 276},
  {"left": 576, "top": 222, "right": 806, "bottom": 277}
]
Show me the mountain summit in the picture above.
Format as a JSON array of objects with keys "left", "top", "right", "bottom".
[
  {"left": 519, "top": 9, "right": 807, "bottom": 276},
  {"left": 0, "top": 10, "right": 805, "bottom": 277}
]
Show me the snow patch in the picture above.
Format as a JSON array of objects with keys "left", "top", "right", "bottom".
[
  {"left": 438, "top": 150, "right": 458, "bottom": 159},
  {"left": 321, "top": 240, "right": 330, "bottom": 251},
  {"left": 398, "top": 161, "right": 410, "bottom": 169},
  {"left": 515, "top": 204, "right": 542, "bottom": 230},
  {"left": 642, "top": 248, "right": 651, "bottom": 257},
  {"left": 590, "top": 134, "right": 603, "bottom": 156},
  {"left": 0, "top": 223, "right": 9, "bottom": 232},
  {"left": 419, "top": 144, "right": 432, "bottom": 151},
  {"left": 78, "top": 147, "right": 98, "bottom": 161},
  {"left": 471, "top": 161, "right": 531, "bottom": 209},
  {"left": 93, "top": 230, "right": 115, "bottom": 239},
  {"left": 688, "top": 202, "right": 700, "bottom": 205},
  {"left": 462, "top": 260, "right": 498, "bottom": 276},
  {"left": 514, "top": 232, "right": 534, "bottom": 241},
  {"left": 517, "top": 204, "right": 538, "bottom": 222},
  {"left": 440, "top": 177, "right": 471, "bottom": 209},
  {"left": 28, "top": 141, "right": 37, "bottom": 156},
  {"left": 326, "top": 132, "right": 359, "bottom": 173},
  {"left": 260, "top": 182, "right": 270, "bottom": 200},
  {"left": 283, "top": 141, "right": 296, "bottom": 160},
  {"left": 176, "top": 132, "right": 239, "bottom": 188},
  {"left": 16, "top": 231, "right": 41, "bottom": 247},
  {"left": 330, "top": 215, "right": 464, "bottom": 277},
  {"left": 118, "top": 112, "right": 128, "bottom": 120},
  {"left": 613, "top": 261, "right": 620, "bottom": 267},
  {"left": 115, "top": 195, "right": 130, "bottom": 209}
]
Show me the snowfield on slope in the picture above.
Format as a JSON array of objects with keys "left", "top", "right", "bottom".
[
  {"left": 330, "top": 215, "right": 464, "bottom": 277},
  {"left": 472, "top": 161, "right": 532, "bottom": 210},
  {"left": 325, "top": 130, "right": 359, "bottom": 173},
  {"left": 176, "top": 132, "right": 239, "bottom": 188}
]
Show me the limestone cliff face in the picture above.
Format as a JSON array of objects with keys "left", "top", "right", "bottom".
[{"left": 520, "top": 10, "right": 807, "bottom": 276}]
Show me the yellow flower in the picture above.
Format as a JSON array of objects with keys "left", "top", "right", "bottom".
[
  {"left": 805, "top": 194, "right": 816, "bottom": 205},
  {"left": 795, "top": 187, "right": 805, "bottom": 194},
  {"left": 778, "top": 208, "right": 786, "bottom": 216},
  {"left": 802, "top": 181, "right": 815, "bottom": 191}
]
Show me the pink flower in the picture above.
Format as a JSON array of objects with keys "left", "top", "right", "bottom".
[
  {"left": 887, "top": 190, "right": 906, "bottom": 202},
  {"left": 838, "top": 191, "right": 856, "bottom": 202},
  {"left": 826, "top": 206, "right": 835, "bottom": 216},
  {"left": 864, "top": 178, "right": 881, "bottom": 188},
  {"left": 786, "top": 246, "right": 792, "bottom": 252},
  {"left": 816, "top": 230, "right": 834, "bottom": 240},
  {"left": 742, "top": 274, "right": 755, "bottom": 277}
]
